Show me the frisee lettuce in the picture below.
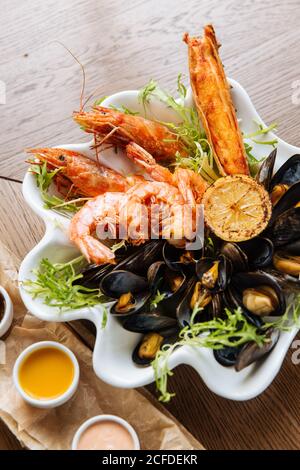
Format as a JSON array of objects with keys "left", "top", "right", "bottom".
[
  {"left": 150, "top": 290, "right": 167, "bottom": 309},
  {"left": 23, "top": 256, "right": 104, "bottom": 310},
  {"left": 243, "top": 121, "right": 278, "bottom": 175},
  {"left": 30, "top": 162, "right": 89, "bottom": 217},
  {"left": 138, "top": 76, "right": 219, "bottom": 184}
]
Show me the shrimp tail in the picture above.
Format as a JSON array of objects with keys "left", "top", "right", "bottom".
[{"left": 77, "top": 236, "right": 116, "bottom": 265}]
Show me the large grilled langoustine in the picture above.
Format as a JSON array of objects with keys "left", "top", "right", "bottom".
[{"left": 184, "top": 25, "right": 249, "bottom": 176}]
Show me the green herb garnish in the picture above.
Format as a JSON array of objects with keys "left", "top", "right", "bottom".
[
  {"left": 138, "top": 79, "right": 157, "bottom": 113},
  {"left": 101, "top": 306, "right": 108, "bottom": 329},
  {"left": 23, "top": 256, "right": 104, "bottom": 310},
  {"left": 111, "top": 239, "right": 127, "bottom": 253},
  {"left": 243, "top": 121, "right": 278, "bottom": 175},
  {"left": 243, "top": 121, "right": 278, "bottom": 142},
  {"left": 138, "top": 77, "right": 219, "bottom": 183},
  {"left": 152, "top": 307, "right": 267, "bottom": 402},
  {"left": 264, "top": 294, "right": 300, "bottom": 332},
  {"left": 94, "top": 96, "right": 108, "bottom": 106},
  {"left": 150, "top": 290, "right": 167, "bottom": 309},
  {"left": 30, "top": 162, "right": 89, "bottom": 216},
  {"left": 109, "top": 104, "right": 139, "bottom": 116}
]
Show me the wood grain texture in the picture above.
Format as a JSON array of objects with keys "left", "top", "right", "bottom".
[{"left": 1, "top": 0, "right": 300, "bottom": 450}]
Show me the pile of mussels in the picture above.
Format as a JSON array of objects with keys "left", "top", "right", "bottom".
[{"left": 78, "top": 151, "right": 300, "bottom": 371}]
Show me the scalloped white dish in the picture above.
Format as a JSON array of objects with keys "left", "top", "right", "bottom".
[{"left": 19, "top": 79, "right": 300, "bottom": 400}]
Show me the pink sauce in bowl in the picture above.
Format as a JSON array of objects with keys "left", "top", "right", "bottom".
[{"left": 72, "top": 415, "right": 140, "bottom": 450}]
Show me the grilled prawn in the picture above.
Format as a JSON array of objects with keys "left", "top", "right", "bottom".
[
  {"left": 184, "top": 25, "right": 249, "bottom": 176},
  {"left": 73, "top": 106, "right": 187, "bottom": 162},
  {"left": 69, "top": 183, "right": 187, "bottom": 265},
  {"left": 27, "top": 147, "right": 142, "bottom": 197}
]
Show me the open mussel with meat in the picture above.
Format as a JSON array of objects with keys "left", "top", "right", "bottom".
[
  {"left": 100, "top": 270, "right": 151, "bottom": 316},
  {"left": 123, "top": 312, "right": 179, "bottom": 366},
  {"left": 196, "top": 254, "right": 231, "bottom": 292},
  {"left": 176, "top": 277, "right": 222, "bottom": 326},
  {"left": 228, "top": 271, "right": 286, "bottom": 319},
  {"left": 273, "top": 251, "right": 300, "bottom": 278},
  {"left": 147, "top": 260, "right": 187, "bottom": 314},
  {"left": 175, "top": 253, "right": 229, "bottom": 327},
  {"left": 256, "top": 150, "right": 300, "bottom": 199},
  {"left": 132, "top": 331, "right": 179, "bottom": 366},
  {"left": 269, "top": 154, "right": 300, "bottom": 204}
]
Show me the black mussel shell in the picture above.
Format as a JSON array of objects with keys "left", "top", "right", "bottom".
[
  {"left": 100, "top": 270, "right": 148, "bottom": 298},
  {"left": 196, "top": 255, "right": 231, "bottom": 293},
  {"left": 263, "top": 267, "right": 300, "bottom": 294},
  {"left": 214, "top": 346, "right": 242, "bottom": 367},
  {"left": 115, "top": 241, "right": 163, "bottom": 276},
  {"left": 176, "top": 278, "right": 197, "bottom": 327},
  {"left": 230, "top": 271, "right": 286, "bottom": 318},
  {"left": 235, "top": 327, "right": 279, "bottom": 371},
  {"left": 269, "top": 181, "right": 300, "bottom": 224},
  {"left": 269, "top": 207, "right": 300, "bottom": 247},
  {"left": 238, "top": 237, "right": 274, "bottom": 269},
  {"left": 210, "top": 293, "right": 223, "bottom": 319},
  {"left": 283, "top": 239, "right": 300, "bottom": 255},
  {"left": 220, "top": 242, "right": 248, "bottom": 272},
  {"left": 0, "top": 294, "right": 5, "bottom": 323},
  {"left": 162, "top": 242, "right": 201, "bottom": 272},
  {"left": 122, "top": 312, "right": 178, "bottom": 336},
  {"left": 256, "top": 148, "right": 277, "bottom": 191},
  {"left": 74, "top": 263, "right": 113, "bottom": 288},
  {"left": 270, "top": 154, "right": 300, "bottom": 190}
]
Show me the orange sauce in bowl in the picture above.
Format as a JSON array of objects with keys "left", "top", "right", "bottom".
[{"left": 18, "top": 347, "right": 74, "bottom": 400}]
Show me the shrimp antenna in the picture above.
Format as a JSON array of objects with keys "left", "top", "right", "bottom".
[
  {"left": 82, "top": 85, "right": 106, "bottom": 109},
  {"left": 53, "top": 41, "right": 106, "bottom": 110},
  {"left": 53, "top": 41, "right": 86, "bottom": 112}
]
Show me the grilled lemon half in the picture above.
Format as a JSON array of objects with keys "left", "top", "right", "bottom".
[{"left": 202, "top": 175, "right": 272, "bottom": 242}]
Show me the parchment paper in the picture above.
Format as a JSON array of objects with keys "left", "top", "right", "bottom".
[{"left": 0, "top": 241, "right": 203, "bottom": 450}]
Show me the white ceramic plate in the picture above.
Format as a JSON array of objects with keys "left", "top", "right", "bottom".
[{"left": 19, "top": 80, "right": 300, "bottom": 400}]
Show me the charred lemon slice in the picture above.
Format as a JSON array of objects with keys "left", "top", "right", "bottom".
[{"left": 202, "top": 175, "right": 272, "bottom": 242}]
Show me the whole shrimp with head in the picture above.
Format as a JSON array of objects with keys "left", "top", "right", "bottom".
[
  {"left": 73, "top": 105, "right": 188, "bottom": 163},
  {"left": 26, "top": 147, "right": 143, "bottom": 197}
]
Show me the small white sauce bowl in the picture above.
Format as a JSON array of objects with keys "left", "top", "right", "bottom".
[
  {"left": 13, "top": 341, "right": 80, "bottom": 408},
  {"left": 72, "top": 414, "right": 140, "bottom": 450},
  {"left": 0, "top": 286, "right": 14, "bottom": 338}
]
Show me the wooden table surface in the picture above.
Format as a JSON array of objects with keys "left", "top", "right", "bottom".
[{"left": 1, "top": 0, "right": 300, "bottom": 450}]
